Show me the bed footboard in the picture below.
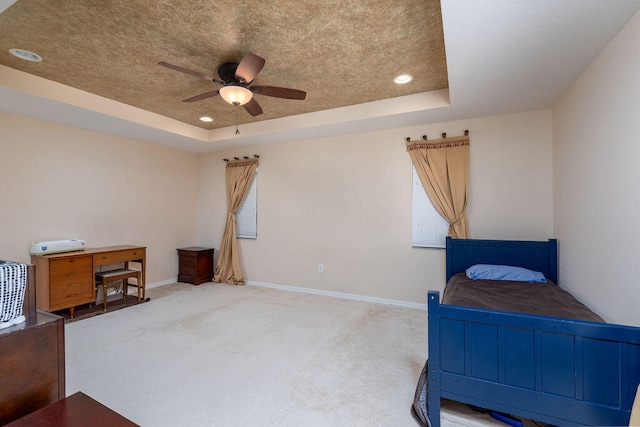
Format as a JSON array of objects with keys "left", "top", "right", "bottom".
[{"left": 427, "top": 291, "right": 640, "bottom": 427}]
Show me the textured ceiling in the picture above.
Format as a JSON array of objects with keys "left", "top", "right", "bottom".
[{"left": 0, "top": 0, "right": 447, "bottom": 130}]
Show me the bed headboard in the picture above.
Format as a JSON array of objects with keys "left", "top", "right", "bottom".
[{"left": 446, "top": 237, "right": 558, "bottom": 284}]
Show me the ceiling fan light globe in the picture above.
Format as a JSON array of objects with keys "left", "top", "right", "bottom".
[{"left": 219, "top": 86, "right": 253, "bottom": 106}]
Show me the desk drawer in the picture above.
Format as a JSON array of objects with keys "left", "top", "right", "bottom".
[
  {"left": 50, "top": 266, "right": 93, "bottom": 283},
  {"left": 50, "top": 256, "right": 92, "bottom": 273},
  {"left": 50, "top": 276, "right": 93, "bottom": 309},
  {"left": 94, "top": 249, "right": 144, "bottom": 265}
]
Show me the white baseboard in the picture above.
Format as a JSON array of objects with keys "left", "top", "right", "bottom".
[
  {"left": 147, "top": 278, "right": 178, "bottom": 289},
  {"left": 246, "top": 280, "right": 426, "bottom": 310}
]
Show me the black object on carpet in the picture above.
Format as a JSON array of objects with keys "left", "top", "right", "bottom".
[{"left": 53, "top": 295, "right": 151, "bottom": 323}]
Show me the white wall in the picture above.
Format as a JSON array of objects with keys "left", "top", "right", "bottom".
[
  {"left": 197, "top": 109, "right": 554, "bottom": 304},
  {"left": 0, "top": 107, "right": 554, "bottom": 304},
  {"left": 553, "top": 11, "right": 640, "bottom": 326},
  {"left": 0, "top": 112, "right": 197, "bottom": 284}
]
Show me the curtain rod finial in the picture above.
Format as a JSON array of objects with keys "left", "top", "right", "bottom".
[
  {"left": 464, "top": 129, "right": 469, "bottom": 136},
  {"left": 405, "top": 137, "right": 411, "bottom": 142},
  {"left": 254, "top": 154, "right": 260, "bottom": 158},
  {"left": 233, "top": 157, "right": 239, "bottom": 160},
  {"left": 422, "top": 135, "right": 428, "bottom": 140},
  {"left": 442, "top": 132, "right": 447, "bottom": 138},
  {"left": 223, "top": 158, "right": 229, "bottom": 162}
]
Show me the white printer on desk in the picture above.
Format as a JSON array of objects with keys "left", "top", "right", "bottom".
[{"left": 30, "top": 239, "right": 85, "bottom": 255}]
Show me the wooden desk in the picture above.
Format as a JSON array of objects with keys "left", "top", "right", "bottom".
[
  {"left": 31, "top": 246, "right": 146, "bottom": 318},
  {"left": 6, "top": 391, "right": 138, "bottom": 427}
]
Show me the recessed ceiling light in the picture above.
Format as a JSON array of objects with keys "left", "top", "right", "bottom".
[
  {"left": 9, "top": 48, "right": 43, "bottom": 62},
  {"left": 393, "top": 74, "right": 413, "bottom": 85},
  {"left": 199, "top": 116, "right": 214, "bottom": 122}
]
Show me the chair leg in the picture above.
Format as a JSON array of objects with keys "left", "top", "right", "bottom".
[
  {"left": 103, "top": 279, "right": 107, "bottom": 313},
  {"left": 124, "top": 261, "right": 130, "bottom": 301}
]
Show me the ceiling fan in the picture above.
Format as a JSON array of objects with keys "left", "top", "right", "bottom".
[{"left": 159, "top": 52, "right": 306, "bottom": 116}]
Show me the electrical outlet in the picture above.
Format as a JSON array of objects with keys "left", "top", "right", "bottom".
[{"left": 318, "top": 264, "right": 324, "bottom": 273}]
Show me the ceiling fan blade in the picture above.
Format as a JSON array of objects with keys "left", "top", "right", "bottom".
[
  {"left": 243, "top": 97, "right": 263, "bottom": 116},
  {"left": 158, "top": 61, "right": 223, "bottom": 84},
  {"left": 235, "top": 52, "right": 265, "bottom": 83},
  {"left": 251, "top": 85, "right": 306, "bottom": 100},
  {"left": 182, "top": 90, "right": 219, "bottom": 103}
]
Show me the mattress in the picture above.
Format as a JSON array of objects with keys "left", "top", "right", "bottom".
[{"left": 443, "top": 273, "right": 604, "bottom": 323}]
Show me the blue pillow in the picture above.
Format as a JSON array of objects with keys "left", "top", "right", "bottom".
[{"left": 465, "top": 264, "right": 547, "bottom": 283}]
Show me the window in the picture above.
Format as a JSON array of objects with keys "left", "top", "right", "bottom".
[
  {"left": 236, "top": 171, "right": 258, "bottom": 239},
  {"left": 412, "top": 166, "right": 449, "bottom": 248}
]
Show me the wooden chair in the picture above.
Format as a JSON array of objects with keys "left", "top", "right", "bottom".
[{"left": 95, "top": 268, "right": 142, "bottom": 313}]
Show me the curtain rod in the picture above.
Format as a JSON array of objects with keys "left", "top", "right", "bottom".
[
  {"left": 223, "top": 155, "right": 260, "bottom": 162},
  {"left": 405, "top": 129, "right": 469, "bottom": 142}
]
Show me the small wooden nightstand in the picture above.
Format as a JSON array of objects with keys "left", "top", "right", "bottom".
[{"left": 177, "top": 247, "right": 214, "bottom": 285}]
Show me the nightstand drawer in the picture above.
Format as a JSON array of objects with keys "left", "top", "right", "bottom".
[
  {"left": 180, "top": 255, "right": 196, "bottom": 267},
  {"left": 179, "top": 265, "right": 196, "bottom": 276},
  {"left": 94, "top": 248, "right": 144, "bottom": 265},
  {"left": 50, "top": 256, "right": 92, "bottom": 273}
]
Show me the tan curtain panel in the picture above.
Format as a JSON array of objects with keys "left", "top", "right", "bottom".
[
  {"left": 213, "top": 158, "right": 258, "bottom": 285},
  {"left": 631, "top": 384, "right": 640, "bottom": 426},
  {"left": 406, "top": 135, "right": 470, "bottom": 239}
]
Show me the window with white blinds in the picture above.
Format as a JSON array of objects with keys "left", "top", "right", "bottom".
[
  {"left": 412, "top": 166, "right": 449, "bottom": 248},
  {"left": 236, "top": 171, "right": 258, "bottom": 239}
]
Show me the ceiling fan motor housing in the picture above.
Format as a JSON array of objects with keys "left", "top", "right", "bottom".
[{"left": 218, "top": 62, "right": 243, "bottom": 84}]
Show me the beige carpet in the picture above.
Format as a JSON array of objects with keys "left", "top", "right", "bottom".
[{"left": 65, "top": 281, "right": 427, "bottom": 426}]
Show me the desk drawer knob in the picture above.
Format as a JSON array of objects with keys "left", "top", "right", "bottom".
[
  {"left": 67, "top": 293, "right": 78, "bottom": 298},
  {"left": 66, "top": 272, "right": 76, "bottom": 277}
]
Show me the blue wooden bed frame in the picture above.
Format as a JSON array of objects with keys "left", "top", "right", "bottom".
[{"left": 427, "top": 237, "right": 640, "bottom": 426}]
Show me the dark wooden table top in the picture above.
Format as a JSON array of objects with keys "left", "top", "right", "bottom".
[{"left": 5, "top": 392, "right": 139, "bottom": 427}]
